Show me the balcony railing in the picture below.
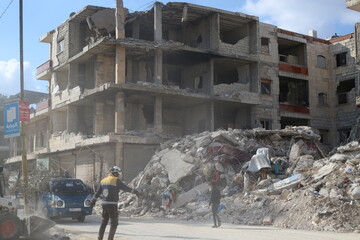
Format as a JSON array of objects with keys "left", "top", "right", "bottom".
[{"left": 36, "top": 60, "right": 52, "bottom": 75}]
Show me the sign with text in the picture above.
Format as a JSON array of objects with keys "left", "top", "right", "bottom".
[
  {"left": 4, "top": 102, "right": 20, "bottom": 138},
  {"left": 19, "top": 101, "right": 30, "bottom": 122}
]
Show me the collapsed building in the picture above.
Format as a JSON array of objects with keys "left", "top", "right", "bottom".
[
  {"left": 3, "top": 1, "right": 360, "bottom": 186},
  {"left": 114, "top": 127, "right": 360, "bottom": 232}
]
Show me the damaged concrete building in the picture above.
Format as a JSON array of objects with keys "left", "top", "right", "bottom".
[{"left": 4, "top": 1, "right": 360, "bottom": 183}]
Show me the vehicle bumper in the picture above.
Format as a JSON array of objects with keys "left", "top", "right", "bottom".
[{"left": 48, "top": 207, "right": 92, "bottom": 218}]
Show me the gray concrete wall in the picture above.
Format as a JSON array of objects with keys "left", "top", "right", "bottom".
[
  {"left": 182, "top": 61, "right": 211, "bottom": 94},
  {"left": 258, "top": 23, "right": 280, "bottom": 129},
  {"left": 163, "top": 108, "right": 184, "bottom": 136},
  {"left": 96, "top": 55, "right": 115, "bottom": 86},
  {"left": 331, "top": 36, "right": 360, "bottom": 145},
  {"left": 123, "top": 143, "right": 157, "bottom": 181},
  {"left": 53, "top": 110, "right": 67, "bottom": 133},
  {"left": 184, "top": 103, "right": 209, "bottom": 135}
]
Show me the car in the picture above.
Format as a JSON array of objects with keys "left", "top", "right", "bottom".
[{"left": 41, "top": 178, "right": 93, "bottom": 222}]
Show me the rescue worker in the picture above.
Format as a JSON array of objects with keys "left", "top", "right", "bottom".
[{"left": 91, "top": 166, "right": 140, "bottom": 240}]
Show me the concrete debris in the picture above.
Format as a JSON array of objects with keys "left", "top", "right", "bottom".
[
  {"left": 313, "top": 162, "right": 338, "bottom": 180},
  {"left": 160, "top": 149, "right": 196, "bottom": 183},
  {"left": 116, "top": 126, "right": 360, "bottom": 233}
]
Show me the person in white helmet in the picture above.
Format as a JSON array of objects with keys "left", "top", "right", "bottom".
[{"left": 91, "top": 166, "right": 140, "bottom": 240}]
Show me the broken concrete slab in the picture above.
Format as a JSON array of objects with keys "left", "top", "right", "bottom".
[
  {"left": 293, "top": 155, "right": 314, "bottom": 174},
  {"left": 329, "top": 153, "right": 350, "bottom": 163},
  {"left": 266, "top": 174, "right": 303, "bottom": 194},
  {"left": 351, "top": 187, "right": 360, "bottom": 200},
  {"left": 160, "top": 149, "right": 196, "bottom": 183},
  {"left": 313, "top": 163, "right": 338, "bottom": 181},
  {"left": 172, "top": 183, "right": 209, "bottom": 208},
  {"left": 289, "top": 140, "right": 305, "bottom": 162},
  {"left": 337, "top": 141, "right": 360, "bottom": 153}
]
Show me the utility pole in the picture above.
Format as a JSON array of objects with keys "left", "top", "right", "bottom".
[{"left": 19, "top": 0, "right": 29, "bottom": 216}]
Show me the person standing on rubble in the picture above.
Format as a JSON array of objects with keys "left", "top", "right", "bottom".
[
  {"left": 209, "top": 183, "right": 222, "bottom": 228},
  {"left": 91, "top": 166, "right": 140, "bottom": 240}
]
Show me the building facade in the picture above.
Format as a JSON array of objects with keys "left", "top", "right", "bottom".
[{"left": 4, "top": 1, "right": 360, "bottom": 183}]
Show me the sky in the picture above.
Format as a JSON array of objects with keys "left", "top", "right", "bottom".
[{"left": 0, "top": 0, "right": 359, "bottom": 96}]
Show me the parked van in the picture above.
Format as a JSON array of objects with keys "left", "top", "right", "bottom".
[{"left": 41, "top": 178, "right": 93, "bottom": 222}]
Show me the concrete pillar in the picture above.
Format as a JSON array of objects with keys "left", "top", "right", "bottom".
[
  {"left": 115, "top": 142, "right": 124, "bottom": 175},
  {"left": 208, "top": 102, "right": 214, "bottom": 131},
  {"left": 153, "top": 2, "right": 163, "bottom": 84},
  {"left": 209, "top": 14, "right": 220, "bottom": 51},
  {"left": 116, "top": 0, "right": 125, "bottom": 39},
  {"left": 94, "top": 100, "right": 104, "bottom": 135},
  {"left": 116, "top": 0, "right": 126, "bottom": 84},
  {"left": 116, "top": 47, "right": 126, "bottom": 84},
  {"left": 95, "top": 56, "right": 104, "bottom": 86},
  {"left": 154, "top": 50, "right": 163, "bottom": 84},
  {"left": 154, "top": 2, "right": 162, "bottom": 42},
  {"left": 355, "top": 23, "right": 360, "bottom": 64},
  {"left": 154, "top": 96, "right": 163, "bottom": 133},
  {"left": 115, "top": 92, "right": 125, "bottom": 133},
  {"left": 67, "top": 105, "right": 78, "bottom": 133},
  {"left": 250, "top": 62, "right": 259, "bottom": 93},
  {"left": 249, "top": 21, "right": 258, "bottom": 55},
  {"left": 209, "top": 59, "right": 214, "bottom": 95}
]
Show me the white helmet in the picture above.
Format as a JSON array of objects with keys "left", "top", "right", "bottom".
[{"left": 109, "top": 166, "right": 122, "bottom": 174}]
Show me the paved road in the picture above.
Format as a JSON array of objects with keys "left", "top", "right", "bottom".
[{"left": 52, "top": 215, "right": 359, "bottom": 240}]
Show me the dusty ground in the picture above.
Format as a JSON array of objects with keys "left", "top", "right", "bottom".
[{"left": 52, "top": 215, "right": 359, "bottom": 240}]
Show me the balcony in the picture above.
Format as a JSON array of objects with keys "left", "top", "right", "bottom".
[
  {"left": 280, "top": 104, "right": 309, "bottom": 114},
  {"left": 36, "top": 60, "right": 52, "bottom": 80},
  {"left": 279, "top": 63, "right": 308, "bottom": 75},
  {"left": 346, "top": 0, "right": 360, "bottom": 12}
]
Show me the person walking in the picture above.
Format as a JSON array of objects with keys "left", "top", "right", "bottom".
[
  {"left": 209, "top": 183, "right": 222, "bottom": 228},
  {"left": 91, "top": 166, "right": 140, "bottom": 240}
]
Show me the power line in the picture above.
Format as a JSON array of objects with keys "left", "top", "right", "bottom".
[{"left": 0, "top": 0, "right": 14, "bottom": 20}]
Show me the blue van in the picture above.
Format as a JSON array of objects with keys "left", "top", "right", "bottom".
[{"left": 42, "top": 178, "right": 93, "bottom": 222}]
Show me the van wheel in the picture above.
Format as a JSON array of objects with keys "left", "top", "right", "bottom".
[
  {"left": 0, "top": 211, "right": 23, "bottom": 240},
  {"left": 77, "top": 216, "right": 85, "bottom": 222}
]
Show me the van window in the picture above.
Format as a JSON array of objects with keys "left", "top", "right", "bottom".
[{"left": 51, "top": 179, "right": 89, "bottom": 196}]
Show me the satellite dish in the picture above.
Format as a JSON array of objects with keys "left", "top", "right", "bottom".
[{"left": 69, "top": 12, "right": 76, "bottom": 18}]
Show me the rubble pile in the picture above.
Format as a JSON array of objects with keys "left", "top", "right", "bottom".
[{"left": 116, "top": 127, "right": 360, "bottom": 233}]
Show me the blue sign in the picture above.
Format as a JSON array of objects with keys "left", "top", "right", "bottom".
[{"left": 4, "top": 102, "right": 20, "bottom": 138}]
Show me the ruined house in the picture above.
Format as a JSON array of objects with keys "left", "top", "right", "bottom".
[{"left": 4, "top": 1, "right": 360, "bottom": 183}]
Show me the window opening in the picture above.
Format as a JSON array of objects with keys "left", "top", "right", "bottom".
[
  {"left": 336, "top": 52, "right": 347, "bottom": 67},
  {"left": 261, "top": 37, "right": 269, "bottom": 46},
  {"left": 57, "top": 39, "right": 64, "bottom": 54},
  {"left": 318, "top": 93, "right": 327, "bottom": 105},
  {"left": 261, "top": 79, "right": 271, "bottom": 94},
  {"left": 336, "top": 79, "right": 354, "bottom": 104},
  {"left": 319, "top": 129, "right": 329, "bottom": 144},
  {"left": 260, "top": 119, "right": 271, "bottom": 130}
]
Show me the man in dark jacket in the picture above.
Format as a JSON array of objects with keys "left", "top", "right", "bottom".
[
  {"left": 209, "top": 183, "right": 221, "bottom": 228},
  {"left": 91, "top": 166, "right": 139, "bottom": 240}
]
